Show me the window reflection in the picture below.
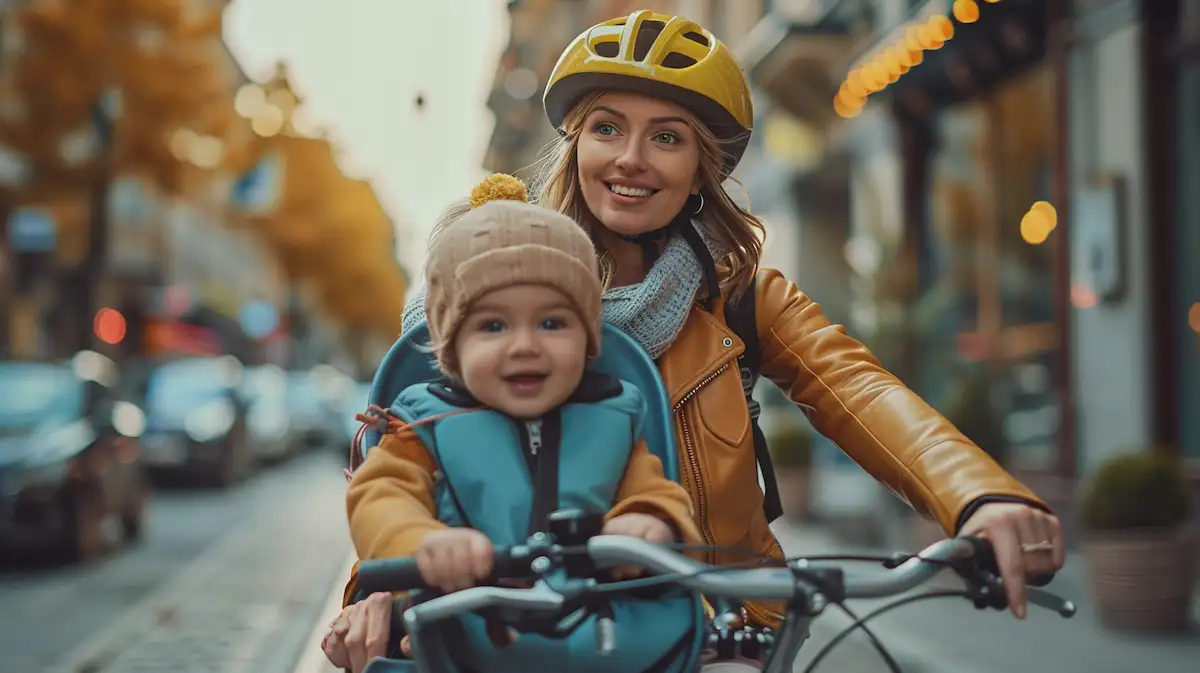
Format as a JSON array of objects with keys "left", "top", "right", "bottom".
[
  {"left": 914, "top": 66, "right": 1063, "bottom": 470},
  {"left": 1177, "top": 62, "right": 1200, "bottom": 457}
]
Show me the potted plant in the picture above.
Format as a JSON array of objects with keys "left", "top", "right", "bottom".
[
  {"left": 1080, "top": 450, "right": 1195, "bottom": 631},
  {"left": 768, "top": 420, "right": 814, "bottom": 522}
]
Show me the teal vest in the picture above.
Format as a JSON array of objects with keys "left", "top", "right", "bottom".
[{"left": 390, "top": 372, "right": 704, "bottom": 673}]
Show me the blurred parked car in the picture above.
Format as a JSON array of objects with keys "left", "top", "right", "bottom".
[
  {"left": 139, "top": 356, "right": 253, "bottom": 487},
  {"left": 0, "top": 351, "right": 148, "bottom": 561},
  {"left": 285, "top": 368, "right": 343, "bottom": 453},
  {"left": 239, "top": 365, "right": 296, "bottom": 465}
]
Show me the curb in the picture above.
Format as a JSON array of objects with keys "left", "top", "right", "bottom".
[{"left": 290, "top": 553, "right": 358, "bottom": 673}]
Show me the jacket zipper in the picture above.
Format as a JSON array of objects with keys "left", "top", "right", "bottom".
[
  {"left": 526, "top": 420, "right": 542, "bottom": 457},
  {"left": 673, "top": 362, "right": 729, "bottom": 562},
  {"left": 522, "top": 417, "right": 552, "bottom": 535}
]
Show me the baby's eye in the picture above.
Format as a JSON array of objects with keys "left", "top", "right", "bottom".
[
  {"left": 480, "top": 320, "right": 505, "bottom": 332},
  {"left": 540, "top": 318, "right": 566, "bottom": 330}
]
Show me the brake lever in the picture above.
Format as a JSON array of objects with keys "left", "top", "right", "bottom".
[
  {"left": 964, "top": 570, "right": 1076, "bottom": 618},
  {"left": 1029, "top": 586, "right": 1077, "bottom": 617},
  {"left": 992, "top": 576, "right": 1077, "bottom": 618},
  {"left": 403, "top": 583, "right": 565, "bottom": 628}
]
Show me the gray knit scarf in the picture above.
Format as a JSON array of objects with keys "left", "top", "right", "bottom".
[{"left": 401, "top": 221, "right": 722, "bottom": 359}]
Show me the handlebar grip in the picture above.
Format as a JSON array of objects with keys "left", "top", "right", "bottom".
[
  {"left": 358, "top": 546, "right": 527, "bottom": 594},
  {"left": 358, "top": 556, "right": 425, "bottom": 594},
  {"left": 963, "top": 537, "right": 1055, "bottom": 587}
]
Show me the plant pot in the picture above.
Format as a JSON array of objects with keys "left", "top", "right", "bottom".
[
  {"left": 1083, "top": 527, "right": 1197, "bottom": 632},
  {"left": 776, "top": 468, "right": 812, "bottom": 522}
]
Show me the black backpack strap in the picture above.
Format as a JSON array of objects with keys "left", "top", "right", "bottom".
[{"left": 724, "top": 274, "right": 784, "bottom": 523}]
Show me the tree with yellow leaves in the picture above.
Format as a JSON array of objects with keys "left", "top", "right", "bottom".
[
  {"left": 233, "top": 65, "right": 409, "bottom": 343},
  {"left": 0, "top": 0, "right": 237, "bottom": 353},
  {"left": 241, "top": 132, "right": 407, "bottom": 340},
  {"left": 2, "top": 0, "right": 234, "bottom": 196}
]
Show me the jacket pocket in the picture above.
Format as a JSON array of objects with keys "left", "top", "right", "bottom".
[{"left": 694, "top": 364, "right": 750, "bottom": 448}]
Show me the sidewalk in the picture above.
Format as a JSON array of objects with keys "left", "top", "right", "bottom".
[
  {"left": 292, "top": 552, "right": 355, "bottom": 673},
  {"left": 774, "top": 520, "right": 1199, "bottom": 673}
]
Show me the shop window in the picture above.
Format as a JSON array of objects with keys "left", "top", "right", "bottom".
[
  {"left": 914, "top": 66, "right": 1063, "bottom": 470},
  {"left": 1176, "top": 63, "right": 1200, "bottom": 457}
]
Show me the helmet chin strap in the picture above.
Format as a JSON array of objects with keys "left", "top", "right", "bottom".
[{"left": 614, "top": 193, "right": 721, "bottom": 310}]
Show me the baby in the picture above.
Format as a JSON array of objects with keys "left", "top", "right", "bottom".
[{"left": 344, "top": 179, "right": 702, "bottom": 672}]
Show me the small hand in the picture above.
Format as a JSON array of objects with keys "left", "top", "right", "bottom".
[
  {"left": 602, "top": 513, "right": 676, "bottom": 579},
  {"left": 960, "top": 502, "right": 1066, "bottom": 619},
  {"left": 416, "top": 528, "right": 495, "bottom": 593}
]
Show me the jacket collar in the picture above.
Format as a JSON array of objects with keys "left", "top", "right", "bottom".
[{"left": 656, "top": 302, "right": 745, "bottom": 408}]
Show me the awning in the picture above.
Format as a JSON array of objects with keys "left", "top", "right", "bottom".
[
  {"left": 738, "top": 9, "right": 858, "bottom": 128},
  {"left": 853, "top": 0, "right": 1051, "bottom": 115}
]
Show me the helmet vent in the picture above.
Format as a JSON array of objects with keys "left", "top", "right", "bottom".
[
  {"left": 632, "top": 20, "right": 666, "bottom": 60},
  {"left": 662, "top": 53, "right": 697, "bottom": 69},
  {"left": 595, "top": 41, "right": 619, "bottom": 57},
  {"left": 683, "top": 31, "right": 710, "bottom": 47}
]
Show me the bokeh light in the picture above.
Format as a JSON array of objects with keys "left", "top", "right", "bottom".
[
  {"left": 929, "top": 15, "right": 956, "bottom": 41},
  {"left": 94, "top": 308, "right": 127, "bottom": 345},
  {"left": 1020, "top": 210, "right": 1053, "bottom": 245},
  {"left": 953, "top": 0, "right": 981, "bottom": 24},
  {"left": 251, "top": 106, "right": 284, "bottom": 137},
  {"left": 1031, "top": 200, "right": 1059, "bottom": 228}
]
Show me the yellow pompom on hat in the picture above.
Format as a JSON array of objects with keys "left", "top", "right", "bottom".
[
  {"left": 425, "top": 173, "right": 602, "bottom": 378},
  {"left": 470, "top": 173, "right": 528, "bottom": 208}
]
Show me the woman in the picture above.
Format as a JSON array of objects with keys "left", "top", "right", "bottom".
[{"left": 326, "top": 11, "right": 1064, "bottom": 672}]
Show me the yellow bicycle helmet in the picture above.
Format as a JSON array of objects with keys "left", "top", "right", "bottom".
[{"left": 543, "top": 10, "right": 754, "bottom": 176}]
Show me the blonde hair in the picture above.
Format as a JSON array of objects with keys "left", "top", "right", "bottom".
[{"left": 529, "top": 91, "right": 764, "bottom": 302}]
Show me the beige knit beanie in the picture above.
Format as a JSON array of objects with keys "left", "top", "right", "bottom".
[{"left": 424, "top": 175, "right": 602, "bottom": 378}]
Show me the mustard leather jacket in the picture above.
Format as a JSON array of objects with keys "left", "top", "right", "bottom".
[
  {"left": 658, "top": 268, "right": 1045, "bottom": 625},
  {"left": 343, "top": 268, "right": 1047, "bottom": 626}
]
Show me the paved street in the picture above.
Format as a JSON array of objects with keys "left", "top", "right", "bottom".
[{"left": 0, "top": 451, "right": 353, "bottom": 673}]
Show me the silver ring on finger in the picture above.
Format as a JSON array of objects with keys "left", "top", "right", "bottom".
[{"left": 1019, "top": 540, "right": 1054, "bottom": 554}]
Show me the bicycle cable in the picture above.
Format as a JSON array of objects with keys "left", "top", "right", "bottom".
[
  {"left": 801, "top": 590, "right": 971, "bottom": 673},
  {"left": 544, "top": 544, "right": 951, "bottom": 673}
]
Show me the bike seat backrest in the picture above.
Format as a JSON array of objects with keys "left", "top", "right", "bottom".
[{"left": 360, "top": 320, "right": 680, "bottom": 482}]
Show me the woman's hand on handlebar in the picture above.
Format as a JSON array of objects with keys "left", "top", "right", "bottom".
[
  {"left": 960, "top": 502, "right": 1066, "bottom": 619},
  {"left": 601, "top": 512, "right": 675, "bottom": 579},
  {"left": 417, "top": 528, "right": 495, "bottom": 593},
  {"left": 323, "top": 591, "right": 392, "bottom": 673}
]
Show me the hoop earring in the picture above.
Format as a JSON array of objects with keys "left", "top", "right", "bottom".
[{"left": 693, "top": 193, "right": 705, "bottom": 215}]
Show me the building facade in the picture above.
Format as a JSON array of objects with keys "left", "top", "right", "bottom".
[{"left": 742, "top": 0, "right": 1200, "bottom": 531}]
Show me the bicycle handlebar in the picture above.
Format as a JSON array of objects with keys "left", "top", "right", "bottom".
[
  {"left": 358, "top": 547, "right": 530, "bottom": 594},
  {"left": 358, "top": 536, "right": 1075, "bottom": 673},
  {"left": 358, "top": 535, "right": 1055, "bottom": 599}
]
